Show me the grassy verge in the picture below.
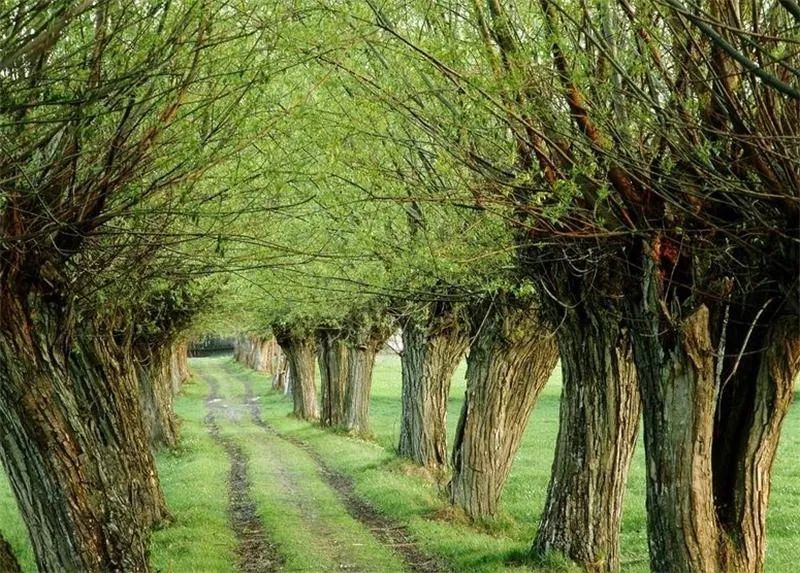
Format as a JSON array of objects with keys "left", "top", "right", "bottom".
[{"left": 0, "top": 475, "right": 35, "bottom": 572}]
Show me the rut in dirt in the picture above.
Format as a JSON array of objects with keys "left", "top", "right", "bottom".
[
  {"left": 205, "top": 378, "right": 283, "bottom": 573},
  {"left": 237, "top": 370, "right": 451, "bottom": 573}
]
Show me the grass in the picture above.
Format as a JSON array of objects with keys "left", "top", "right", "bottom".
[
  {"left": 221, "top": 354, "right": 799, "bottom": 573},
  {"left": 200, "top": 361, "right": 405, "bottom": 572},
  {"left": 0, "top": 353, "right": 797, "bottom": 572},
  {"left": 149, "top": 377, "right": 238, "bottom": 573}
]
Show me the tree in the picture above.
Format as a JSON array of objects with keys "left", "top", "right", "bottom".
[
  {"left": 448, "top": 293, "right": 558, "bottom": 518},
  {"left": 397, "top": 300, "right": 468, "bottom": 470},
  {"left": 0, "top": 1, "right": 273, "bottom": 569}
]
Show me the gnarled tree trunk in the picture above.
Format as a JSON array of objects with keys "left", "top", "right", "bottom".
[
  {"left": 398, "top": 304, "right": 468, "bottom": 470},
  {"left": 628, "top": 259, "right": 800, "bottom": 573},
  {"left": 317, "top": 328, "right": 349, "bottom": 427},
  {"left": 135, "top": 344, "right": 179, "bottom": 449},
  {"left": 448, "top": 297, "right": 558, "bottom": 519},
  {"left": 274, "top": 327, "right": 318, "bottom": 421},
  {"left": 0, "top": 300, "right": 164, "bottom": 572},
  {"left": 533, "top": 299, "right": 639, "bottom": 572}
]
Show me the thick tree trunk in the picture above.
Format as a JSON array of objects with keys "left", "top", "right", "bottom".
[
  {"left": 234, "top": 333, "right": 247, "bottom": 363},
  {"left": 0, "top": 534, "right": 21, "bottom": 573},
  {"left": 343, "top": 323, "right": 391, "bottom": 436},
  {"left": 628, "top": 258, "right": 800, "bottom": 573},
  {"left": 272, "top": 353, "right": 288, "bottom": 392},
  {"left": 0, "top": 303, "right": 163, "bottom": 572},
  {"left": 398, "top": 306, "right": 468, "bottom": 470},
  {"left": 448, "top": 298, "right": 558, "bottom": 519},
  {"left": 712, "top": 314, "right": 800, "bottom": 572},
  {"left": 169, "top": 340, "right": 190, "bottom": 394},
  {"left": 275, "top": 329, "right": 318, "bottom": 421},
  {"left": 533, "top": 302, "right": 639, "bottom": 572},
  {"left": 261, "top": 337, "right": 281, "bottom": 374},
  {"left": 317, "top": 328, "right": 349, "bottom": 427},
  {"left": 135, "top": 344, "right": 179, "bottom": 449},
  {"left": 344, "top": 339, "right": 379, "bottom": 435}
]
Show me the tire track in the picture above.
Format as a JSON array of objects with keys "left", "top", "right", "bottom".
[
  {"left": 205, "top": 378, "right": 283, "bottom": 573},
  {"left": 236, "top": 370, "right": 450, "bottom": 573}
]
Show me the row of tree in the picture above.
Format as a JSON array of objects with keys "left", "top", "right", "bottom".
[
  {"left": 0, "top": 1, "right": 797, "bottom": 572},
  {"left": 222, "top": 1, "right": 800, "bottom": 572}
]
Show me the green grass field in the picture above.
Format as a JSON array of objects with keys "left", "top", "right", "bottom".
[{"left": 0, "top": 354, "right": 797, "bottom": 572}]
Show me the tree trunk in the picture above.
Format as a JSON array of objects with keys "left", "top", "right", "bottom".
[
  {"left": 712, "top": 313, "right": 800, "bottom": 572},
  {"left": 448, "top": 297, "right": 558, "bottom": 519},
  {"left": 135, "top": 344, "right": 179, "bottom": 449},
  {"left": 317, "top": 328, "right": 349, "bottom": 427},
  {"left": 344, "top": 326, "right": 390, "bottom": 436},
  {"left": 260, "top": 337, "right": 280, "bottom": 374},
  {"left": 533, "top": 302, "right": 639, "bottom": 572},
  {"left": 234, "top": 333, "right": 247, "bottom": 363},
  {"left": 275, "top": 329, "right": 318, "bottom": 420},
  {"left": 272, "top": 353, "right": 288, "bottom": 392},
  {"left": 0, "top": 302, "right": 163, "bottom": 572},
  {"left": 0, "top": 534, "right": 21, "bottom": 573},
  {"left": 398, "top": 305, "right": 468, "bottom": 470},
  {"left": 169, "top": 340, "right": 190, "bottom": 394},
  {"left": 628, "top": 258, "right": 800, "bottom": 573}
]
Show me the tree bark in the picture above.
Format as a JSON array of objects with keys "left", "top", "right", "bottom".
[
  {"left": 317, "top": 328, "right": 349, "bottom": 427},
  {"left": 448, "top": 297, "right": 558, "bottom": 519},
  {"left": 274, "top": 327, "right": 318, "bottom": 421},
  {"left": 135, "top": 344, "right": 179, "bottom": 449},
  {"left": 398, "top": 304, "right": 468, "bottom": 470},
  {"left": 343, "top": 322, "right": 391, "bottom": 436},
  {"left": 0, "top": 533, "right": 21, "bottom": 573},
  {"left": 0, "top": 301, "right": 164, "bottom": 572},
  {"left": 169, "top": 340, "right": 190, "bottom": 394},
  {"left": 628, "top": 257, "right": 800, "bottom": 573},
  {"left": 712, "top": 312, "right": 800, "bottom": 572},
  {"left": 272, "top": 353, "right": 288, "bottom": 392},
  {"left": 532, "top": 300, "right": 639, "bottom": 572}
]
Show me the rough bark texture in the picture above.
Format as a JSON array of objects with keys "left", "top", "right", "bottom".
[
  {"left": 272, "top": 353, "right": 288, "bottom": 392},
  {"left": 344, "top": 341, "right": 380, "bottom": 435},
  {"left": 712, "top": 313, "right": 800, "bottom": 572},
  {"left": 533, "top": 299, "right": 639, "bottom": 573},
  {"left": 0, "top": 534, "right": 21, "bottom": 573},
  {"left": 343, "top": 322, "right": 392, "bottom": 436},
  {"left": 0, "top": 301, "right": 163, "bottom": 572},
  {"left": 448, "top": 297, "right": 558, "bottom": 519},
  {"left": 135, "top": 344, "right": 179, "bottom": 449},
  {"left": 274, "top": 328, "right": 318, "bottom": 421},
  {"left": 169, "top": 340, "right": 191, "bottom": 394},
  {"left": 628, "top": 258, "right": 800, "bottom": 573},
  {"left": 317, "top": 328, "right": 349, "bottom": 427},
  {"left": 235, "top": 335, "right": 281, "bottom": 374},
  {"left": 397, "top": 304, "right": 468, "bottom": 470}
]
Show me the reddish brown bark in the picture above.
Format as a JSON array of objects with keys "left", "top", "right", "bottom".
[{"left": 0, "top": 295, "right": 164, "bottom": 572}]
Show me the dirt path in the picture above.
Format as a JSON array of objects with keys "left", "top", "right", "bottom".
[
  {"left": 236, "top": 372, "right": 449, "bottom": 573},
  {"left": 205, "top": 379, "right": 283, "bottom": 573}
]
